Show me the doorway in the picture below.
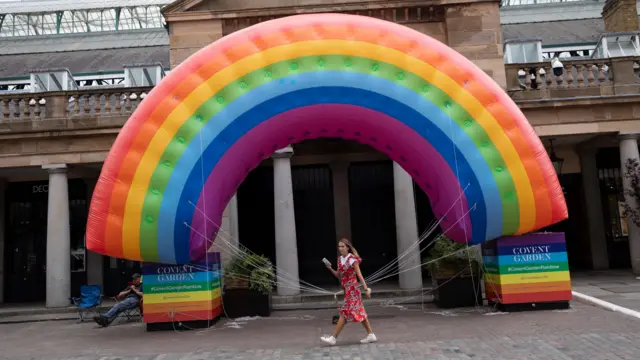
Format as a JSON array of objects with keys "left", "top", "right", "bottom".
[
  {"left": 348, "top": 161, "right": 398, "bottom": 282},
  {"left": 292, "top": 165, "right": 337, "bottom": 286},
  {"left": 237, "top": 166, "right": 276, "bottom": 266},
  {"left": 4, "top": 182, "right": 48, "bottom": 302},
  {"left": 3, "top": 179, "right": 89, "bottom": 302},
  {"left": 596, "top": 147, "right": 632, "bottom": 269}
]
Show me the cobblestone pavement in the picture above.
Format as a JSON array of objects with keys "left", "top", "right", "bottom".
[{"left": 3, "top": 302, "right": 640, "bottom": 360}]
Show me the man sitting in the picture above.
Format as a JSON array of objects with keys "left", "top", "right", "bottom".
[{"left": 93, "top": 273, "right": 143, "bottom": 327}]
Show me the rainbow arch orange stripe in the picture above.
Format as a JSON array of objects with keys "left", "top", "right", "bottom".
[{"left": 86, "top": 14, "right": 567, "bottom": 264}]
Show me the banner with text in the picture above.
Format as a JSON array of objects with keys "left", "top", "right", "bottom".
[
  {"left": 142, "top": 252, "right": 222, "bottom": 324},
  {"left": 481, "top": 233, "right": 572, "bottom": 304}
]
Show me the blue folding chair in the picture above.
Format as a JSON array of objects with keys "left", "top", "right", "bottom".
[{"left": 70, "top": 285, "right": 103, "bottom": 322}]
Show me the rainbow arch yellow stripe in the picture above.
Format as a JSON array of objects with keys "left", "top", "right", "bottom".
[{"left": 86, "top": 14, "right": 568, "bottom": 264}]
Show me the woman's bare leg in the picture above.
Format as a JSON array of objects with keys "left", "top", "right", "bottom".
[
  {"left": 332, "top": 315, "right": 346, "bottom": 338},
  {"left": 361, "top": 318, "right": 374, "bottom": 334}
]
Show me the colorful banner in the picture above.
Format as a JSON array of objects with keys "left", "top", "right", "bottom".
[
  {"left": 481, "top": 233, "right": 572, "bottom": 304},
  {"left": 142, "top": 252, "right": 222, "bottom": 324}
]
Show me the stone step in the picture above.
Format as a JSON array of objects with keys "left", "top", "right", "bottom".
[
  {"left": 0, "top": 305, "right": 85, "bottom": 318},
  {"left": 0, "top": 313, "right": 81, "bottom": 325},
  {"left": 0, "top": 299, "right": 120, "bottom": 318},
  {"left": 273, "top": 294, "right": 434, "bottom": 311},
  {"left": 0, "top": 288, "right": 433, "bottom": 321},
  {"left": 0, "top": 293, "right": 434, "bottom": 324},
  {"left": 271, "top": 287, "right": 432, "bottom": 305}
]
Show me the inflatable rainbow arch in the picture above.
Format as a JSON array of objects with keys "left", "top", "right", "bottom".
[{"left": 86, "top": 14, "right": 568, "bottom": 265}]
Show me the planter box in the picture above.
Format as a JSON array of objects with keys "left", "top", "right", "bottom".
[
  {"left": 432, "top": 273, "right": 483, "bottom": 309},
  {"left": 142, "top": 253, "right": 223, "bottom": 332},
  {"left": 222, "top": 288, "right": 272, "bottom": 318},
  {"left": 481, "top": 232, "right": 572, "bottom": 312}
]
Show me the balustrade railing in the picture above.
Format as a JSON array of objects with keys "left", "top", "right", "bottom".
[
  {"left": 507, "top": 59, "right": 614, "bottom": 91},
  {"left": 2, "top": 57, "right": 640, "bottom": 132},
  {"left": 0, "top": 94, "right": 47, "bottom": 121},
  {"left": 0, "top": 87, "right": 152, "bottom": 124}
]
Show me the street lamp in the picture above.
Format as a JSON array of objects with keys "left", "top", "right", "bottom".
[{"left": 547, "top": 138, "right": 564, "bottom": 176}]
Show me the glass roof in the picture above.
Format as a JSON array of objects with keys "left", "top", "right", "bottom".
[
  {"left": 592, "top": 33, "right": 640, "bottom": 59},
  {"left": 501, "top": 0, "right": 596, "bottom": 6},
  {"left": 0, "top": 0, "right": 172, "bottom": 37}
]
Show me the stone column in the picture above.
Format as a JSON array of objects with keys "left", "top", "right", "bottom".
[
  {"left": 211, "top": 194, "right": 240, "bottom": 266},
  {"left": 272, "top": 146, "right": 300, "bottom": 296},
  {"left": 619, "top": 135, "right": 640, "bottom": 275},
  {"left": 0, "top": 179, "right": 6, "bottom": 303},
  {"left": 43, "top": 164, "right": 71, "bottom": 307},
  {"left": 392, "top": 162, "right": 423, "bottom": 290},
  {"left": 85, "top": 179, "right": 104, "bottom": 289},
  {"left": 330, "top": 161, "right": 352, "bottom": 240},
  {"left": 579, "top": 147, "right": 610, "bottom": 270},
  {"left": 228, "top": 194, "right": 240, "bottom": 243}
]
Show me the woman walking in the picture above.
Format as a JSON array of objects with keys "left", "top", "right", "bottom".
[{"left": 321, "top": 238, "right": 377, "bottom": 345}]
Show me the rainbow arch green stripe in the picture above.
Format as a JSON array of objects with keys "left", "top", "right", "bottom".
[
  {"left": 86, "top": 13, "right": 567, "bottom": 264},
  {"left": 139, "top": 56, "right": 514, "bottom": 262}
]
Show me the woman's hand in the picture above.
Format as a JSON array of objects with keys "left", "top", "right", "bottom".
[
  {"left": 327, "top": 265, "right": 340, "bottom": 279},
  {"left": 353, "top": 262, "right": 371, "bottom": 298}
]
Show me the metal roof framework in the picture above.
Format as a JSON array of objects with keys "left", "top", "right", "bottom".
[
  {"left": 501, "top": 0, "right": 597, "bottom": 6},
  {"left": 592, "top": 32, "right": 640, "bottom": 59},
  {"left": 0, "top": 0, "right": 172, "bottom": 37},
  {"left": 0, "top": 63, "right": 169, "bottom": 92}
]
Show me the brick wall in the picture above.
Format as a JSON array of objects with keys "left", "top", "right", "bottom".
[
  {"left": 602, "top": 0, "right": 639, "bottom": 33},
  {"left": 445, "top": 2, "right": 506, "bottom": 88},
  {"left": 191, "top": 0, "right": 386, "bottom": 11},
  {"left": 167, "top": 0, "right": 505, "bottom": 87},
  {"left": 169, "top": 20, "right": 224, "bottom": 68}
]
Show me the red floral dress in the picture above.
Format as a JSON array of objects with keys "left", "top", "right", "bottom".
[{"left": 338, "top": 254, "right": 368, "bottom": 322}]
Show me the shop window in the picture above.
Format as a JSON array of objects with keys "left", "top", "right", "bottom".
[{"left": 599, "top": 167, "right": 627, "bottom": 241}]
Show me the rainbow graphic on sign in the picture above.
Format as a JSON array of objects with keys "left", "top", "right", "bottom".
[
  {"left": 482, "top": 232, "right": 572, "bottom": 305},
  {"left": 142, "top": 252, "right": 222, "bottom": 327}
]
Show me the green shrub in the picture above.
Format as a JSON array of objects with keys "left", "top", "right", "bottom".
[
  {"left": 423, "top": 235, "right": 479, "bottom": 278},
  {"left": 223, "top": 253, "right": 275, "bottom": 295}
]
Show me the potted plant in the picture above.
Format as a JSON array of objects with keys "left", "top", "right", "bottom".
[
  {"left": 221, "top": 253, "right": 275, "bottom": 318},
  {"left": 423, "top": 235, "right": 482, "bottom": 309}
]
